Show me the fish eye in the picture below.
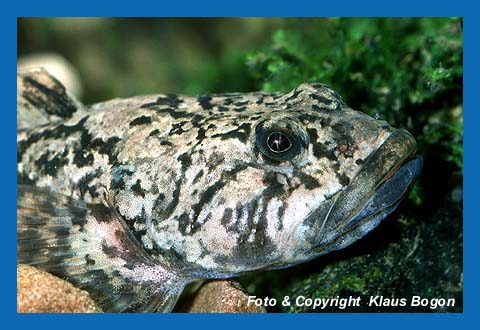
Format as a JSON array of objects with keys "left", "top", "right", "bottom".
[
  {"left": 267, "top": 131, "right": 292, "bottom": 153},
  {"left": 254, "top": 116, "right": 309, "bottom": 164}
]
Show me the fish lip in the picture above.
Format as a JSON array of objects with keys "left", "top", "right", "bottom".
[
  {"left": 312, "top": 129, "right": 423, "bottom": 253},
  {"left": 335, "top": 156, "right": 422, "bottom": 242}
]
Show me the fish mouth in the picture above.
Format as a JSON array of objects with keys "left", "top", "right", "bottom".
[{"left": 312, "top": 129, "right": 423, "bottom": 254}]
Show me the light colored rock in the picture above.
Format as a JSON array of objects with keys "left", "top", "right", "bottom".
[
  {"left": 177, "top": 280, "right": 266, "bottom": 313},
  {"left": 17, "top": 264, "right": 264, "bottom": 313},
  {"left": 17, "top": 264, "right": 100, "bottom": 313}
]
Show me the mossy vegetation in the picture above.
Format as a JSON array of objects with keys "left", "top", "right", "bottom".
[{"left": 246, "top": 18, "right": 463, "bottom": 206}]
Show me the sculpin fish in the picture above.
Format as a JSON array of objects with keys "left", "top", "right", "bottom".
[{"left": 17, "top": 68, "right": 422, "bottom": 312}]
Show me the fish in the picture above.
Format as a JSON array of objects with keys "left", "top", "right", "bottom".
[{"left": 17, "top": 68, "right": 422, "bottom": 312}]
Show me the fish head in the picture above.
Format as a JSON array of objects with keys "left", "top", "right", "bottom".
[{"left": 113, "top": 83, "right": 422, "bottom": 278}]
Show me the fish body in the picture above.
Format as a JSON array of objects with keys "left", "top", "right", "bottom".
[{"left": 17, "top": 69, "right": 422, "bottom": 312}]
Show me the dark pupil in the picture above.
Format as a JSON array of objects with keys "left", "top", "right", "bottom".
[{"left": 267, "top": 132, "right": 292, "bottom": 153}]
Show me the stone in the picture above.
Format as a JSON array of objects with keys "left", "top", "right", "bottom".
[
  {"left": 17, "top": 264, "right": 101, "bottom": 313},
  {"left": 176, "top": 280, "right": 266, "bottom": 313}
]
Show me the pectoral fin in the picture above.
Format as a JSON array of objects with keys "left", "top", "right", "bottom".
[{"left": 17, "top": 184, "right": 188, "bottom": 312}]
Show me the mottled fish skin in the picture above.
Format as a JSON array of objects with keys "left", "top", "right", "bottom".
[
  {"left": 17, "top": 184, "right": 186, "bottom": 312},
  {"left": 17, "top": 69, "right": 421, "bottom": 311}
]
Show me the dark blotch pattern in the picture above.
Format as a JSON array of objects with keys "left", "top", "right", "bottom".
[
  {"left": 89, "top": 203, "right": 115, "bottom": 223},
  {"left": 309, "top": 93, "right": 334, "bottom": 105},
  {"left": 78, "top": 169, "right": 102, "bottom": 199},
  {"left": 284, "top": 88, "right": 302, "bottom": 102},
  {"left": 34, "top": 149, "right": 69, "bottom": 177},
  {"left": 308, "top": 128, "right": 337, "bottom": 161},
  {"left": 188, "top": 165, "right": 247, "bottom": 235},
  {"left": 211, "top": 123, "right": 251, "bottom": 143},
  {"left": 141, "top": 94, "right": 181, "bottom": 109},
  {"left": 110, "top": 167, "right": 134, "bottom": 190},
  {"left": 220, "top": 208, "right": 233, "bottom": 227},
  {"left": 297, "top": 172, "right": 321, "bottom": 190},
  {"left": 177, "top": 153, "right": 192, "bottom": 172},
  {"left": 85, "top": 254, "right": 96, "bottom": 265},
  {"left": 198, "top": 95, "right": 213, "bottom": 110},
  {"left": 169, "top": 121, "right": 188, "bottom": 135},
  {"left": 193, "top": 169, "right": 204, "bottom": 184},
  {"left": 22, "top": 75, "right": 78, "bottom": 119},
  {"left": 129, "top": 116, "right": 152, "bottom": 126},
  {"left": 337, "top": 172, "right": 351, "bottom": 186},
  {"left": 177, "top": 213, "right": 191, "bottom": 235},
  {"left": 148, "top": 129, "right": 160, "bottom": 137},
  {"left": 18, "top": 116, "right": 89, "bottom": 164},
  {"left": 131, "top": 179, "right": 146, "bottom": 198}
]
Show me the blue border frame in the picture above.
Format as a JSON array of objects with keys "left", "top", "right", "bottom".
[{"left": 5, "top": 1, "right": 477, "bottom": 329}]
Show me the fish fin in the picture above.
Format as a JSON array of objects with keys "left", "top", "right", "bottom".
[
  {"left": 17, "top": 68, "right": 84, "bottom": 129},
  {"left": 17, "top": 184, "right": 189, "bottom": 312}
]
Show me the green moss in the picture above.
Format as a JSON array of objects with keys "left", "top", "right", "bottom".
[{"left": 246, "top": 18, "right": 463, "bottom": 205}]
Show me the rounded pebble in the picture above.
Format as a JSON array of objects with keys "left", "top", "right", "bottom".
[{"left": 17, "top": 264, "right": 101, "bottom": 313}]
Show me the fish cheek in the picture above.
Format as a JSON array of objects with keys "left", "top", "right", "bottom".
[{"left": 195, "top": 172, "right": 281, "bottom": 273}]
